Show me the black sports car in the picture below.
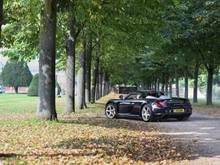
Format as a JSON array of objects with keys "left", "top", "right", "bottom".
[{"left": 105, "top": 90, "right": 192, "bottom": 122}]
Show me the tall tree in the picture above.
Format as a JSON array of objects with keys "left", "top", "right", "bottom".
[{"left": 38, "top": 0, "right": 57, "bottom": 120}]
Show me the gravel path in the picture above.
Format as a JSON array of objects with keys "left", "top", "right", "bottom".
[{"left": 152, "top": 112, "right": 220, "bottom": 164}]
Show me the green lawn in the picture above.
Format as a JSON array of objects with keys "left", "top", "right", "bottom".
[
  {"left": 0, "top": 94, "right": 38, "bottom": 113},
  {"left": 0, "top": 93, "right": 103, "bottom": 124},
  {"left": 0, "top": 94, "right": 103, "bottom": 114}
]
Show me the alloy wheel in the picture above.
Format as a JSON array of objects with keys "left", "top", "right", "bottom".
[
  {"left": 142, "top": 105, "right": 152, "bottom": 122},
  {"left": 105, "top": 104, "right": 116, "bottom": 119}
]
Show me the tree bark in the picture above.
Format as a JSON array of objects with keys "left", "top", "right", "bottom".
[
  {"left": 78, "top": 40, "right": 87, "bottom": 109},
  {"left": 102, "top": 73, "right": 106, "bottom": 96},
  {"left": 169, "top": 80, "right": 172, "bottom": 97},
  {"left": 175, "top": 68, "right": 179, "bottom": 97},
  {"left": 165, "top": 83, "right": 168, "bottom": 95},
  {"left": 154, "top": 79, "right": 157, "bottom": 91},
  {"left": 38, "top": 0, "right": 57, "bottom": 120},
  {"left": 85, "top": 34, "right": 92, "bottom": 103},
  {"left": 184, "top": 68, "right": 188, "bottom": 99},
  {"left": 193, "top": 63, "right": 199, "bottom": 103},
  {"left": 14, "top": 86, "right": 18, "bottom": 94},
  {"left": 91, "top": 43, "right": 100, "bottom": 103},
  {"left": 65, "top": 13, "right": 76, "bottom": 113},
  {"left": 0, "top": 0, "right": 3, "bottom": 46},
  {"left": 96, "top": 71, "right": 100, "bottom": 100},
  {"left": 99, "top": 70, "right": 103, "bottom": 98},
  {"left": 206, "top": 67, "right": 214, "bottom": 105},
  {"left": 77, "top": 50, "right": 83, "bottom": 109},
  {"left": 157, "top": 80, "right": 160, "bottom": 91},
  {"left": 161, "top": 84, "right": 165, "bottom": 93},
  {"left": 82, "top": 39, "right": 87, "bottom": 108}
]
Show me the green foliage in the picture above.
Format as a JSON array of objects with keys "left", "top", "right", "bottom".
[
  {"left": 1, "top": 60, "right": 33, "bottom": 90},
  {"left": 2, "top": 0, "right": 40, "bottom": 60},
  {"left": 2, "top": 0, "right": 220, "bottom": 96},
  {"left": 28, "top": 74, "right": 39, "bottom": 96}
]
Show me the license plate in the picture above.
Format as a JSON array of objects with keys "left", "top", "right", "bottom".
[{"left": 173, "top": 109, "right": 185, "bottom": 113}]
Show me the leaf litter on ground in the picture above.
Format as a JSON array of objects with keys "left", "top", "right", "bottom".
[{"left": 0, "top": 93, "right": 195, "bottom": 164}]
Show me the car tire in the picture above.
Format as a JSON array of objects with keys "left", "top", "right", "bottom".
[
  {"left": 141, "top": 105, "right": 153, "bottom": 122},
  {"left": 105, "top": 103, "right": 117, "bottom": 119}
]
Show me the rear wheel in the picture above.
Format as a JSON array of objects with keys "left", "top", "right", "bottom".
[
  {"left": 141, "top": 105, "right": 153, "bottom": 122},
  {"left": 105, "top": 103, "right": 116, "bottom": 119}
]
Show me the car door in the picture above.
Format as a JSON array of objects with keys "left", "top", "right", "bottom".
[
  {"left": 118, "top": 94, "right": 136, "bottom": 114},
  {"left": 129, "top": 94, "right": 146, "bottom": 115}
]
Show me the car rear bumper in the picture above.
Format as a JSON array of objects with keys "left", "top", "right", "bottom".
[{"left": 152, "top": 107, "right": 192, "bottom": 119}]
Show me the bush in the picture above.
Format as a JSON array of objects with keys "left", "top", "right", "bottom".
[{"left": 28, "top": 74, "right": 39, "bottom": 96}]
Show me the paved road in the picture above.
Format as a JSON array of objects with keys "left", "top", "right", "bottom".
[{"left": 152, "top": 112, "right": 220, "bottom": 164}]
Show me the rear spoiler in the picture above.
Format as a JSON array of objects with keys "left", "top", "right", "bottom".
[{"left": 171, "top": 97, "right": 189, "bottom": 100}]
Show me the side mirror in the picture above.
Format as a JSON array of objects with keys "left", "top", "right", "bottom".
[{"left": 119, "top": 95, "right": 124, "bottom": 99}]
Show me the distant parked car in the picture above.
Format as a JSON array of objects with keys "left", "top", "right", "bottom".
[
  {"left": 0, "top": 85, "right": 5, "bottom": 93},
  {"left": 105, "top": 90, "right": 192, "bottom": 122}
]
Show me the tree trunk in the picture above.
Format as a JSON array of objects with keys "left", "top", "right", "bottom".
[
  {"left": 0, "top": 0, "right": 3, "bottom": 46},
  {"left": 38, "top": 0, "right": 57, "bottom": 121},
  {"left": 161, "top": 84, "right": 165, "bottom": 93},
  {"left": 206, "top": 67, "right": 214, "bottom": 105},
  {"left": 85, "top": 34, "right": 92, "bottom": 103},
  {"left": 14, "top": 86, "right": 18, "bottom": 94},
  {"left": 157, "top": 80, "right": 160, "bottom": 91},
  {"left": 102, "top": 73, "right": 106, "bottom": 96},
  {"left": 82, "top": 40, "right": 87, "bottom": 108},
  {"left": 78, "top": 50, "right": 84, "bottom": 109},
  {"left": 165, "top": 83, "right": 168, "bottom": 95},
  {"left": 79, "top": 41, "right": 87, "bottom": 109},
  {"left": 91, "top": 43, "right": 100, "bottom": 103},
  {"left": 96, "top": 72, "right": 100, "bottom": 100},
  {"left": 99, "top": 70, "right": 103, "bottom": 98},
  {"left": 65, "top": 14, "right": 76, "bottom": 113},
  {"left": 184, "top": 68, "right": 188, "bottom": 99},
  {"left": 175, "top": 68, "right": 179, "bottom": 97},
  {"left": 169, "top": 80, "right": 172, "bottom": 97},
  {"left": 154, "top": 80, "right": 157, "bottom": 91},
  {"left": 77, "top": 50, "right": 83, "bottom": 109},
  {"left": 193, "top": 63, "right": 199, "bottom": 103}
]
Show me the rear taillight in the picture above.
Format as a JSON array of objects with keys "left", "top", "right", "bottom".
[{"left": 152, "top": 101, "right": 167, "bottom": 108}]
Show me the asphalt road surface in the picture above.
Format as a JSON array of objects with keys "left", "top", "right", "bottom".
[{"left": 152, "top": 112, "right": 220, "bottom": 164}]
